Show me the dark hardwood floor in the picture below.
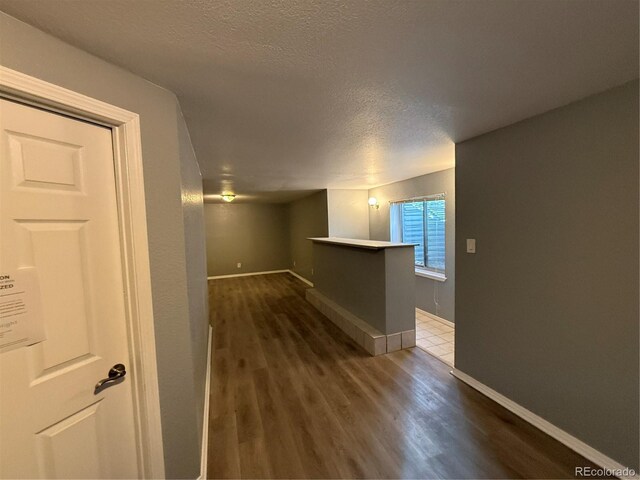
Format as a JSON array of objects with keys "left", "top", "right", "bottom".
[{"left": 207, "top": 272, "right": 596, "bottom": 479}]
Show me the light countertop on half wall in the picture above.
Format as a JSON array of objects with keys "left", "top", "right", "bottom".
[{"left": 307, "top": 237, "right": 417, "bottom": 249}]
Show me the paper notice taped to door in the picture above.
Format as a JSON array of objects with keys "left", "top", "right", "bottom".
[{"left": 0, "top": 267, "right": 46, "bottom": 353}]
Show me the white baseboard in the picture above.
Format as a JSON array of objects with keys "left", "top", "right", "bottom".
[
  {"left": 451, "top": 368, "right": 638, "bottom": 480},
  {"left": 287, "top": 269, "right": 314, "bottom": 287},
  {"left": 206, "top": 269, "right": 315, "bottom": 287},
  {"left": 207, "top": 269, "right": 288, "bottom": 280},
  {"left": 416, "top": 307, "right": 454, "bottom": 328},
  {"left": 197, "top": 325, "right": 213, "bottom": 480}
]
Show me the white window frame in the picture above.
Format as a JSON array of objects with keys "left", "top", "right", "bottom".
[{"left": 390, "top": 193, "right": 447, "bottom": 281}]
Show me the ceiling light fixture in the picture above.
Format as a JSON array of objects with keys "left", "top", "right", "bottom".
[{"left": 221, "top": 194, "right": 236, "bottom": 202}]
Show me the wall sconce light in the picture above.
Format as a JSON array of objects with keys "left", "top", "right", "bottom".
[
  {"left": 221, "top": 194, "right": 236, "bottom": 202},
  {"left": 368, "top": 197, "right": 379, "bottom": 209}
]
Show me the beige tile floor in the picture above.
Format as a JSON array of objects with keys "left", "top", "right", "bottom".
[{"left": 415, "top": 310, "right": 454, "bottom": 366}]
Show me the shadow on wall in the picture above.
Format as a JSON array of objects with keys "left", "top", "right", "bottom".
[{"left": 288, "top": 190, "right": 329, "bottom": 281}]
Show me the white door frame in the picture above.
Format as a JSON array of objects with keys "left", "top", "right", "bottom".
[{"left": 0, "top": 66, "right": 165, "bottom": 479}]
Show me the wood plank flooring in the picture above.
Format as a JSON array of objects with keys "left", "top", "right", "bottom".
[{"left": 207, "top": 272, "right": 596, "bottom": 479}]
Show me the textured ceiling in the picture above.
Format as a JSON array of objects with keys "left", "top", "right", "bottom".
[{"left": 1, "top": 0, "right": 638, "bottom": 202}]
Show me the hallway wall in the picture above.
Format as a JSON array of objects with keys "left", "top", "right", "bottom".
[
  {"left": 456, "top": 80, "right": 639, "bottom": 469},
  {"left": 177, "top": 104, "right": 210, "bottom": 441},
  {"left": 0, "top": 12, "right": 209, "bottom": 478}
]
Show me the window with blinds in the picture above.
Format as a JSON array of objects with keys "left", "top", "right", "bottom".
[{"left": 390, "top": 195, "right": 446, "bottom": 274}]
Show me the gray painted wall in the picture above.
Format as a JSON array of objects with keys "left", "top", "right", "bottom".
[
  {"left": 0, "top": 13, "right": 208, "bottom": 478},
  {"left": 204, "top": 203, "right": 290, "bottom": 276},
  {"left": 456, "top": 81, "right": 639, "bottom": 469},
  {"left": 204, "top": 191, "right": 329, "bottom": 281},
  {"left": 313, "top": 243, "right": 387, "bottom": 332},
  {"left": 384, "top": 247, "right": 418, "bottom": 333},
  {"left": 177, "top": 105, "right": 209, "bottom": 442},
  {"left": 327, "top": 189, "right": 370, "bottom": 239},
  {"left": 288, "top": 190, "right": 329, "bottom": 281},
  {"left": 313, "top": 243, "right": 415, "bottom": 334},
  {"left": 369, "top": 168, "right": 455, "bottom": 321}
]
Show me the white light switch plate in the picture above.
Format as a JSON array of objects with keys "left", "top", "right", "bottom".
[{"left": 466, "top": 239, "right": 476, "bottom": 254}]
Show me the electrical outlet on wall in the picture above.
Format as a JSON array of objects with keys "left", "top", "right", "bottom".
[
  {"left": 237, "top": 262, "right": 242, "bottom": 269},
  {"left": 293, "top": 260, "right": 296, "bottom": 267}
]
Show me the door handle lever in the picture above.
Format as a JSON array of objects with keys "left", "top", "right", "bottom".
[{"left": 94, "top": 363, "right": 126, "bottom": 394}]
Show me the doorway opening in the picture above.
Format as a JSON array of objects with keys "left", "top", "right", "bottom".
[{"left": 416, "top": 310, "right": 454, "bottom": 366}]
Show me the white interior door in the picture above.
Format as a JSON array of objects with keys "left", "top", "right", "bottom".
[{"left": 0, "top": 99, "right": 140, "bottom": 478}]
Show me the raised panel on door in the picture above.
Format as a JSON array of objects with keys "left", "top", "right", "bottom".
[
  {"left": 17, "top": 221, "right": 97, "bottom": 377},
  {"left": 7, "top": 131, "right": 84, "bottom": 192},
  {"left": 36, "top": 402, "right": 106, "bottom": 479}
]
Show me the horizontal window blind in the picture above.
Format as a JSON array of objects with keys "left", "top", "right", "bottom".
[
  {"left": 391, "top": 194, "right": 446, "bottom": 273},
  {"left": 425, "top": 199, "right": 445, "bottom": 271},
  {"left": 401, "top": 201, "right": 425, "bottom": 266}
]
